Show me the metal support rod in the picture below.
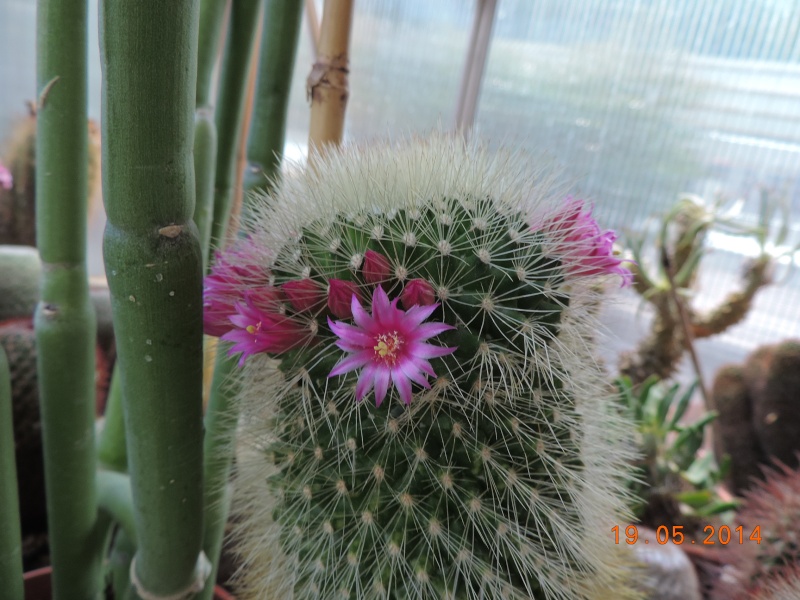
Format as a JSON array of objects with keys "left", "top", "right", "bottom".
[{"left": 454, "top": 0, "right": 498, "bottom": 135}]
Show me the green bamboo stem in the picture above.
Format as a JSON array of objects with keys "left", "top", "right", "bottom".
[
  {"left": 0, "top": 347, "right": 23, "bottom": 600},
  {"left": 243, "top": 0, "right": 304, "bottom": 195},
  {"left": 198, "top": 351, "right": 238, "bottom": 600},
  {"left": 108, "top": 529, "right": 137, "bottom": 600},
  {"left": 195, "top": 0, "right": 228, "bottom": 269},
  {"left": 209, "top": 0, "right": 264, "bottom": 252},
  {"left": 100, "top": 1, "right": 206, "bottom": 596},
  {"left": 35, "top": 0, "right": 103, "bottom": 597},
  {"left": 197, "top": 0, "right": 230, "bottom": 109},
  {"left": 97, "top": 369, "right": 128, "bottom": 472},
  {"left": 194, "top": 110, "right": 218, "bottom": 272},
  {"left": 198, "top": 6, "right": 304, "bottom": 595},
  {"left": 96, "top": 470, "right": 138, "bottom": 546}
]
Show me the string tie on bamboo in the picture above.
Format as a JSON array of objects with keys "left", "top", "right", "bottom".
[{"left": 130, "top": 551, "right": 211, "bottom": 600}]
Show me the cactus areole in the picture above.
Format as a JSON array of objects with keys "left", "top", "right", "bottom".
[{"left": 207, "top": 135, "right": 636, "bottom": 599}]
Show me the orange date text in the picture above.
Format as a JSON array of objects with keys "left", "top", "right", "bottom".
[{"left": 612, "top": 524, "right": 761, "bottom": 545}]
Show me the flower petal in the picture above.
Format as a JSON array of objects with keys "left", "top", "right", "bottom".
[
  {"left": 413, "top": 321, "right": 455, "bottom": 341},
  {"left": 355, "top": 363, "right": 377, "bottom": 401},
  {"left": 408, "top": 342, "right": 457, "bottom": 360},
  {"left": 374, "top": 368, "right": 391, "bottom": 406},
  {"left": 329, "top": 351, "right": 372, "bottom": 377},
  {"left": 392, "top": 370, "right": 414, "bottom": 405}
]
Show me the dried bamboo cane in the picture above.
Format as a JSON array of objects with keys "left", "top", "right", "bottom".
[
  {"left": 100, "top": 1, "right": 206, "bottom": 595},
  {"left": 307, "top": 0, "right": 355, "bottom": 154},
  {"left": 35, "top": 0, "right": 103, "bottom": 596}
]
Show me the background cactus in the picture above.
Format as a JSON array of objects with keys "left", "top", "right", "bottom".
[
  {"left": 0, "top": 108, "right": 101, "bottom": 247},
  {"left": 0, "top": 246, "right": 41, "bottom": 322},
  {"left": 209, "top": 135, "right": 639, "bottom": 599},
  {"left": 0, "top": 315, "right": 111, "bottom": 570},
  {"left": 710, "top": 462, "right": 800, "bottom": 599},
  {"left": 712, "top": 340, "right": 800, "bottom": 495},
  {"left": 620, "top": 193, "right": 785, "bottom": 387}
]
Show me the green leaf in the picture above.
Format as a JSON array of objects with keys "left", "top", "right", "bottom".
[
  {"left": 656, "top": 383, "right": 680, "bottom": 427},
  {"left": 693, "top": 500, "right": 740, "bottom": 517},
  {"left": 667, "top": 381, "right": 698, "bottom": 430},
  {"left": 682, "top": 452, "right": 716, "bottom": 486}
]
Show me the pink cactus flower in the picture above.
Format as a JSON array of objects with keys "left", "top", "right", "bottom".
[
  {"left": 203, "top": 251, "right": 275, "bottom": 336},
  {"left": 400, "top": 278, "right": 436, "bottom": 308},
  {"left": 361, "top": 250, "right": 392, "bottom": 285},
  {"left": 282, "top": 279, "right": 325, "bottom": 313},
  {"left": 533, "top": 197, "right": 632, "bottom": 287},
  {"left": 221, "top": 296, "right": 310, "bottom": 365},
  {"left": 0, "top": 162, "right": 11, "bottom": 190},
  {"left": 327, "top": 279, "right": 361, "bottom": 319},
  {"left": 327, "top": 286, "right": 456, "bottom": 406}
]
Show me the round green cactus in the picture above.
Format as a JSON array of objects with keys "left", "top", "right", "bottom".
[{"left": 207, "top": 135, "right": 638, "bottom": 599}]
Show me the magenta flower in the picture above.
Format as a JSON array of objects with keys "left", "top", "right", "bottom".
[
  {"left": 327, "top": 286, "right": 456, "bottom": 406},
  {"left": 0, "top": 162, "right": 11, "bottom": 190},
  {"left": 400, "top": 278, "right": 436, "bottom": 308},
  {"left": 221, "top": 296, "right": 310, "bottom": 365},
  {"left": 533, "top": 198, "right": 632, "bottom": 287},
  {"left": 203, "top": 251, "right": 274, "bottom": 336},
  {"left": 362, "top": 250, "right": 392, "bottom": 285},
  {"left": 327, "top": 279, "right": 361, "bottom": 319}
]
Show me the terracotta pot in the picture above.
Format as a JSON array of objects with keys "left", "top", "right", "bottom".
[{"left": 23, "top": 567, "right": 235, "bottom": 599}]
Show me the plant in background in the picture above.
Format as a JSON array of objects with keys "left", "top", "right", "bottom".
[
  {"left": 615, "top": 376, "right": 735, "bottom": 529},
  {"left": 712, "top": 340, "right": 800, "bottom": 496},
  {"left": 206, "top": 134, "right": 640, "bottom": 599},
  {"left": 620, "top": 191, "right": 797, "bottom": 387},
  {"left": 710, "top": 462, "right": 800, "bottom": 600},
  {"left": 0, "top": 0, "right": 306, "bottom": 597},
  {"left": 0, "top": 105, "right": 101, "bottom": 247}
]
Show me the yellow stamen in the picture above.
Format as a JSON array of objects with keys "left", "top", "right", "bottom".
[
  {"left": 373, "top": 332, "right": 402, "bottom": 365},
  {"left": 246, "top": 322, "right": 261, "bottom": 335}
]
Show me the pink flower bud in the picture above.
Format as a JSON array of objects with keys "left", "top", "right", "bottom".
[
  {"left": 401, "top": 278, "right": 436, "bottom": 308},
  {"left": 282, "top": 279, "right": 325, "bottom": 313},
  {"left": 327, "top": 279, "right": 361, "bottom": 319},
  {"left": 362, "top": 250, "right": 392, "bottom": 285}
]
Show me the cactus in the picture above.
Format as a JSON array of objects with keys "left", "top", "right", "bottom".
[
  {"left": 710, "top": 462, "right": 800, "bottom": 599},
  {"left": 205, "top": 135, "right": 639, "bottom": 599},
  {"left": 0, "top": 246, "right": 41, "bottom": 322},
  {"left": 712, "top": 340, "right": 800, "bottom": 495},
  {"left": 749, "top": 568, "right": 800, "bottom": 600},
  {"left": 0, "top": 318, "right": 44, "bottom": 539},
  {"left": 620, "top": 194, "right": 781, "bottom": 387},
  {"left": 0, "top": 109, "right": 101, "bottom": 247}
]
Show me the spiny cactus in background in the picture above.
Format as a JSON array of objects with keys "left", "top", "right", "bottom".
[
  {"left": 205, "top": 135, "right": 640, "bottom": 599},
  {"left": 0, "top": 245, "right": 41, "bottom": 321},
  {"left": 619, "top": 191, "right": 793, "bottom": 386},
  {"left": 0, "top": 316, "right": 110, "bottom": 569},
  {"left": 710, "top": 462, "right": 800, "bottom": 600},
  {"left": 749, "top": 568, "right": 800, "bottom": 600},
  {"left": 0, "top": 105, "right": 101, "bottom": 246},
  {"left": 712, "top": 340, "right": 800, "bottom": 495}
]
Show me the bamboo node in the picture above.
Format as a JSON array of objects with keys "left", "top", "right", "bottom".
[
  {"left": 158, "top": 224, "right": 183, "bottom": 238},
  {"left": 129, "top": 551, "right": 211, "bottom": 600},
  {"left": 306, "top": 55, "right": 349, "bottom": 100},
  {"left": 41, "top": 303, "right": 58, "bottom": 318}
]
